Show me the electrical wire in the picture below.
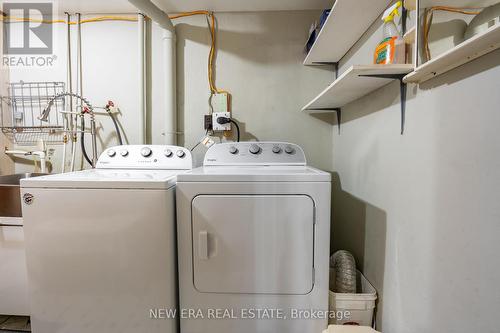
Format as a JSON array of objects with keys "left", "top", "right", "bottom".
[
  {"left": 0, "top": 15, "right": 138, "bottom": 24},
  {"left": 167, "top": 11, "right": 229, "bottom": 95},
  {"left": 422, "top": 6, "right": 481, "bottom": 61},
  {"left": 229, "top": 119, "right": 240, "bottom": 142},
  {"left": 190, "top": 129, "right": 209, "bottom": 151},
  {"left": 1, "top": 11, "right": 230, "bottom": 97}
]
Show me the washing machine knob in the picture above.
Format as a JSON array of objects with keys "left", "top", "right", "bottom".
[
  {"left": 164, "top": 149, "right": 173, "bottom": 158},
  {"left": 176, "top": 150, "right": 186, "bottom": 158},
  {"left": 107, "top": 149, "right": 116, "bottom": 157},
  {"left": 249, "top": 144, "right": 261, "bottom": 155},
  {"left": 141, "top": 147, "right": 152, "bottom": 157},
  {"left": 229, "top": 146, "right": 238, "bottom": 154},
  {"left": 284, "top": 146, "right": 295, "bottom": 154},
  {"left": 272, "top": 146, "right": 282, "bottom": 154},
  {"left": 120, "top": 149, "right": 129, "bottom": 157}
]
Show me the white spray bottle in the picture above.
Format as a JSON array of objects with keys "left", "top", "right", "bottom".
[{"left": 374, "top": 1, "right": 406, "bottom": 64}]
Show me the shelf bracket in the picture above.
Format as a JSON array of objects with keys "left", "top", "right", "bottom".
[
  {"left": 358, "top": 73, "right": 408, "bottom": 135},
  {"left": 305, "top": 108, "right": 341, "bottom": 134},
  {"left": 402, "top": 5, "right": 408, "bottom": 36},
  {"left": 311, "top": 62, "right": 339, "bottom": 79}
]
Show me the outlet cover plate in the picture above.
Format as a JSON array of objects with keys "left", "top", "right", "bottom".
[{"left": 212, "top": 112, "right": 231, "bottom": 131}]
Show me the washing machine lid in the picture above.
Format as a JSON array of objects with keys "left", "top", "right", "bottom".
[
  {"left": 21, "top": 169, "right": 186, "bottom": 189},
  {"left": 177, "top": 165, "right": 330, "bottom": 182}
]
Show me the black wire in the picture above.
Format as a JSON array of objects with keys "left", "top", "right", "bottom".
[
  {"left": 80, "top": 116, "right": 92, "bottom": 166},
  {"left": 190, "top": 130, "right": 209, "bottom": 151},
  {"left": 229, "top": 119, "right": 240, "bottom": 142}
]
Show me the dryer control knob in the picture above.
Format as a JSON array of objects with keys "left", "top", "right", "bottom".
[
  {"left": 249, "top": 144, "right": 261, "bottom": 155},
  {"left": 164, "top": 149, "right": 173, "bottom": 157},
  {"left": 120, "top": 149, "right": 129, "bottom": 157},
  {"left": 176, "top": 150, "right": 186, "bottom": 158},
  {"left": 107, "top": 149, "right": 116, "bottom": 157},
  {"left": 272, "top": 146, "right": 282, "bottom": 154},
  {"left": 229, "top": 146, "right": 238, "bottom": 154},
  {"left": 284, "top": 146, "right": 295, "bottom": 154},
  {"left": 141, "top": 147, "right": 152, "bottom": 157}
]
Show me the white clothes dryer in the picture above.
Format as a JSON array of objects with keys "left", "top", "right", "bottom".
[{"left": 176, "top": 142, "right": 331, "bottom": 333}]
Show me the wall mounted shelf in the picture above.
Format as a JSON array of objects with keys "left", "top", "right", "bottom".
[
  {"left": 404, "top": 23, "right": 500, "bottom": 83},
  {"left": 303, "top": 65, "right": 414, "bottom": 111},
  {"left": 302, "top": 0, "right": 500, "bottom": 134},
  {"left": 303, "top": 0, "right": 393, "bottom": 65},
  {"left": 303, "top": 64, "right": 414, "bottom": 134}
]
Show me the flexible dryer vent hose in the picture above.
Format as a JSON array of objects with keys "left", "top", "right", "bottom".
[{"left": 330, "top": 250, "right": 357, "bottom": 293}]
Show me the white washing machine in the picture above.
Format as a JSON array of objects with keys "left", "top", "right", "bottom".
[
  {"left": 176, "top": 142, "right": 331, "bottom": 333},
  {"left": 20, "top": 145, "right": 192, "bottom": 333}
]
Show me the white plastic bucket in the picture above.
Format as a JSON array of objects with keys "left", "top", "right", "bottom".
[{"left": 329, "top": 269, "right": 377, "bottom": 326}]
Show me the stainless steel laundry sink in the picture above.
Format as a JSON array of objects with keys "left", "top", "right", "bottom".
[{"left": 0, "top": 173, "right": 47, "bottom": 217}]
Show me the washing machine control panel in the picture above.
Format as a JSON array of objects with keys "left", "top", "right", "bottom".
[
  {"left": 97, "top": 145, "right": 192, "bottom": 170},
  {"left": 204, "top": 142, "right": 306, "bottom": 166}
]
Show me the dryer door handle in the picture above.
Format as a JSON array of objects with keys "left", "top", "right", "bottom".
[{"left": 198, "top": 230, "right": 209, "bottom": 260}]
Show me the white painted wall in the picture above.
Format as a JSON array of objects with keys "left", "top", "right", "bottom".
[
  {"left": 330, "top": 10, "right": 500, "bottom": 333},
  {"left": 7, "top": 17, "right": 142, "bottom": 172},
  {"left": 7, "top": 11, "right": 332, "bottom": 172},
  {"left": 172, "top": 11, "right": 333, "bottom": 168}
]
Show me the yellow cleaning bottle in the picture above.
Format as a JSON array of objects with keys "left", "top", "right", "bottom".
[{"left": 374, "top": 1, "right": 406, "bottom": 64}]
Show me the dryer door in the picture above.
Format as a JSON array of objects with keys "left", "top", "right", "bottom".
[{"left": 191, "top": 195, "right": 314, "bottom": 295}]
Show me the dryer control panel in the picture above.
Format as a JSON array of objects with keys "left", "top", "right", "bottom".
[
  {"left": 97, "top": 145, "right": 192, "bottom": 170},
  {"left": 203, "top": 142, "right": 306, "bottom": 166}
]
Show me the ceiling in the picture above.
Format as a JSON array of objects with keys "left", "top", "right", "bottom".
[{"left": 53, "top": 0, "right": 333, "bottom": 14}]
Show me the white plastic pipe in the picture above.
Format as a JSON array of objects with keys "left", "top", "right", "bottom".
[
  {"left": 5, "top": 150, "right": 47, "bottom": 173},
  {"left": 34, "top": 139, "right": 47, "bottom": 173},
  {"left": 138, "top": 13, "right": 146, "bottom": 144},
  {"left": 128, "top": 0, "right": 176, "bottom": 145},
  {"left": 65, "top": 12, "right": 73, "bottom": 173},
  {"left": 4, "top": 150, "right": 29, "bottom": 155},
  {"left": 32, "top": 152, "right": 47, "bottom": 173},
  {"left": 128, "top": 0, "right": 174, "bottom": 31},
  {"left": 163, "top": 29, "right": 177, "bottom": 145},
  {"left": 61, "top": 114, "right": 68, "bottom": 172},
  {"left": 72, "top": 12, "right": 82, "bottom": 171}
]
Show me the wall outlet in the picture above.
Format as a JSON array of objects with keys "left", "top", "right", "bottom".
[
  {"left": 212, "top": 112, "right": 231, "bottom": 131},
  {"left": 204, "top": 114, "right": 213, "bottom": 130}
]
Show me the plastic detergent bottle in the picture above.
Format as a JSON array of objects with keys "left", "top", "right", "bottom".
[{"left": 374, "top": 1, "right": 406, "bottom": 64}]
